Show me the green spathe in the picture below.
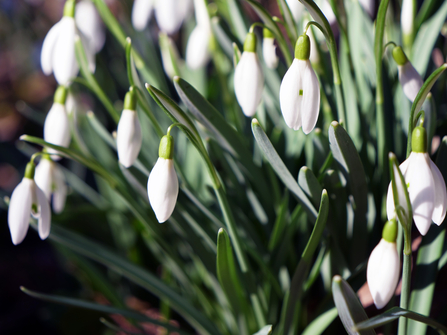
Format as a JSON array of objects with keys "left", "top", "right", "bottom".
[
  {"left": 159, "top": 135, "right": 174, "bottom": 160},
  {"left": 24, "top": 162, "right": 36, "bottom": 180},
  {"left": 392, "top": 46, "right": 408, "bottom": 66},
  {"left": 263, "top": 27, "right": 274, "bottom": 39},
  {"left": 411, "top": 126, "right": 427, "bottom": 153},
  {"left": 243, "top": 32, "right": 257, "bottom": 52},
  {"left": 382, "top": 219, "right": 398, "bottom": 242},
  {"left": 124, "top": 89, "right": 137, "bottom": 111},
  {"left": 63, "top": 0, "right": 76, "bottom": 18},
  {"left": 54, "top": 86, "right": 68, "bottom": 105},
  {"left": 295, "top": 34, "right": 310, "bottom": 60}
]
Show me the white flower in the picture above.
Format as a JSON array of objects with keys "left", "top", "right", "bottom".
[
  {"left": 44, "top": 102, "right": 71, "bottom": 159},
  {"left": 35, "top": 157, "right": 67, "bottom": 214},
  {"left": 186, "top": 0, "right": 211, "bottom": 69},
  {"left": 280, "top": 58, "right": 320, "bottom": 133},
  {"left": 160, "top": 33, "right": 180, "bottom": 78},
  {"left": 359, "top": 0, "right": 375, "bottom": 17},
  {"left": 387, "top": 151, "right": 447, "bottom": 235},
  {"left": 8, "top": 166, "right": 51, "bottom": 245},
  {"left": 147, "top": 158, "right": 179, "bottom": 223},
  {"left": 286, "top": 0, "right": 304, "bottom": 23},
  {"left": 398, "top": 62, "right": 423, "bottom": 102},
  {"left": 367, "top": 238, "right": 400, "bottom": 309},
  {"left": 262, "top": 37, "right": 278, "bottom": 69},
  {"left": 117, "top": 109, "right": 142, "bottom": 168},
  {"left": 401, "top": 0, "right": 414, "bottom": 38},
  {"left": 132, "top": 0, "right": 155, "bottom": 31},
  {"left": 75, "top": 0, "right": 105, "bottom": 54},
  {"left": 154, "top": 0, "right": 192, "bottom": 35}
]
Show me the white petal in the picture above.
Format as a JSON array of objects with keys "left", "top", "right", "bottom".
[
  {"left": 359, "top": 0, "right": 375, "bottom": 17},
  {"left": 398, "top": 62, "right": 423, "bottom": 102},
  {"left": 367, "top": 239, "right": 400, "bottom": 309},
  {"left": 76, "top": 0, "right": 105, "bottom": 53},
  {"left": 280, "top": 59, "right": 306, "bottom": 130},
  {"left": 132, "top": 0, "right": 154, "bottom": 31},
  {"left": 406, "top": 152, "right": 435, "bottom": 235},
  {"left": 429, "top": 160, "right": 447, "bottom": 225},
  {"left": 301, "top": 61, "right": 320, "bottom": 134},
  {"left": 147, "top": 158, "right": 179, "bottom": 223},
  {"left": 41, "top": 21, "right": 62, "bottom": 75},
  {"left": 286, "top": 0, "right": 304, "bottom": 22},
  {"left": 52, "top": 165, "right": 67, "bottom": 214},
  {"left": 53, "top": 17, "right": 79, "bottom": 85},
  {"left": 36, "top": 185, "right": 51, "bottom": 240},
  {"left": 8, "top": 178, "right": 33, "bottom": 245},
  {"left": 186, "top": 25, "right": 211, "bottom": 69},
  {"left": 44, "top": 102, "right": 71, "bottom": 157},
  {"left": 401, "top": 0, "right": 414, "bottom": 36},
  {"left": 155, "top": 0, "right": 183, "bottom": 35},
  {"left": 262, "top": 37, "right": 278, "bottom": 69},
  {"left": 386, "top": 159, "right": 411, "bottom": 221},
  {"left": 117, "top": 109, "right": 143, "bottom": 168},
  {"left": 193, "top": 0, "right": 210, "bottom": 28},
  {"left": 35, "top": 159, "right": 53, "bottom": 201},
  {"left": 234, "top": 52, "right": 264, "bottom": 117},
  {"left": 78, "top": 31, "right": 96, "bottom": 73}
]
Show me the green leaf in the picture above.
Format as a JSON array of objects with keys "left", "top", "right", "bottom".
[
  {"left": 226, "top": 0, "right": 248, "bottom": 42},
  {"left": 412, "top": 0, "right": 447, "bottom": 77},
  {"left": 328, "top": 121, "right": 368, "bottom": 267},
  {"left": 353, "top": 307, "right": 447, "bottom": 334},
  {"left": 253, "top": 325, "right": 273, "bottom": 335},
  {"left": 268, "top": 192, "right": 290, "bottom": 251},
  {"left": 332, "top": 275, "right": 376, "bottom": 335},
  {"left": 298, "top": 166, "right": 323, "bottom": 209},
  {"left": 20, "top": 287, "right": 192, "bottom": 335},
  {"left": 301, "top": 307, "right": 338, "bottom": 335},
  {"left": 42, "top": 224, "right": 222, "bottom": 335},
  {"left": 251, "top": 119, "right": 318, "bottom": 219},
  {"left": 276, "top": 0, "right": 298, "bottom": 43}
]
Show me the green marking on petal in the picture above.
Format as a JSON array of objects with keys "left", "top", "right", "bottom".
[{"left": 299, "top": 89, "right": 303, "bottom": 96}]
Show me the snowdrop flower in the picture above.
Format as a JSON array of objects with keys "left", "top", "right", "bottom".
[
  {"left": 132, "top": 0, "right": 155, "bottom": 31},
  {"left": 35, "top": 154, "right": 67, "bottom": 214},
  {"left": 262, "top": 28, "right": 278, "bottom": 69},
  {"left": 159, "top": 33, "right": 180, "bottom": 79},
  {"left": 367, "top": 219, "right": 400, "bottom": 309},
  {"left": 401, "top": 0, "right": 415, "bottom": 47},
  {"left": 392, "top": 46, "right": 423, "bottom": 102},
  {"left": 155, "top": 0, "right": 193, "bottom": 35},
  {"left": 75, "top": 0, "right": 105, "bottom": 54},
  {"left": 280, "top": 33, "right": 320, "bottom": 133},
  {"left": 359, "top": 0, "right": 375, "bottom": 17},
  {"left": 234, "top": 31, "right": 264, "bottom": 117},
  {"left": 286, "top": 0, "right": 305, "bottom": 23},
  {"left": 147, "top": 133, "right": 179, "bottom": 223},
  {"left": 186, "top": 0, "right": 212, "bottom": 69},
  {"left": 117, "top": 89, "right": 142, "bottom": 168},
  {"left": 8, "top": 161, "right": 51, "bottom": 245},
  {"left": 387, "top": 126, "right": 447, "bottom": 235},
  {"left": 44, "top": 86, "right": 71, "bottom": 159}
]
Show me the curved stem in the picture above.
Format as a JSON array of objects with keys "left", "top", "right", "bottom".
[{"left": 249, "top": 22, "right": 266, "bottom": 33}]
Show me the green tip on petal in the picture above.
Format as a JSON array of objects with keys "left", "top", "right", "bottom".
[
  {"left": 263, "top": 28, "right": 274, "bottom": 39},
  {"left": 159, "top": 135, "right": 174, "bottom": 159},
  {"left": 123, "top": 89, "right": 137, "bottom": 110},
  {"left": 392, "top": 46, "right": 408, "bottom": 66},
  {"left": 412, "top": 126, "right": 427, "bottom": 153},
  {"left": 63, "top": 0, "right": 76, "bottom": 18},
  {"left": 382, "top": 219, "right": 398, "bottom": 242},
  {"left": 54, "top": 86, "right": 68, "bottom": 104},
  {"left": 243, "top": 32, "right": 257, "bottom": 52},
  {"left": 295, "top": 34, "right": 311, "bottom": 60},
  {"left": 24, "top": 161, "right": 36, "bottom": 179}
]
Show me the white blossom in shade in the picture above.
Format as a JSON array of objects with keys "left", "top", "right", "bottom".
[
  {"left": 279, "top": 59, "right": 320, "bottom": 133},
  {"left": 367, "top": 238, "right": 400, "bottom": 309},
  {"left": 186, "top": 25, "right": 211, "bottom": 69},
  {"left": 117, "top": 109, "right": 142, "bottom": 168},
  {"left": 147, "top": 158, "right": 179, "bottom": 223},
  {"left": 132, "top": 0, "right": 154, "bottom": 31},
  {"left": 8, "top": 176, "right": 51, "bottom": 245},
  {"left": 35, "top": 158, "right": 67, "bottom": 214},
  {"left": 387, "top": 152, "right": 447, "bottom": 235},
  {"left": 44, "top": 102, "right": 71, "bottom": 159},
  {"left": 398, "top": 62, "right": 423, "bottom": 102},
  {"left": 262, "top": 37, "right": 278, "bottom": 69},
  {"left": 359, "top": 0, "right": 375, "bottom": 17},
  {"left": 159, "top": 33, "right": 180, "bottom": 78},
  {"left": 154, "top": 0, "right": 192, "bottom": 35},
  {"left": 401, "top": 0, "right": 414, "bottom": 37},
  {"left": 76, "top": 0, "right": 105, "bottom": 53},
  {"left": 234, "top": 52, "right": 264, "bottom": 117},
  {"left": 286, "top": 0, "right": 305, "bottom": 23}
]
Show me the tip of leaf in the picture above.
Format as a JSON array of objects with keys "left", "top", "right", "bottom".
[
  {"left": 333, "top": 275, "right": 342, "bottom": 283},
  {"left": 19, "top": 134, "right": 28, "bottom": 141},
  {"left": 252, "top": 118, "right": 260, "bottom": 126},
  {"left": 388, "top": 152, "right": 396, "bottom": 159},
  {"left": 144, "top": 83, "right": 150, "bottom": 89},
  {"left": 173, "top": 76, "right": 180, "bottom": 82},
  {"left": 331, "top": 121, "right": 339, "bottom": 128},
  {"left": 322, "top": 189, "right": 328, "bottom": 196},
  {"left": 126, "top": 37, "right": 131, "bottom": 44},
  {"left": 86, "top": 111, "right": 94, "bottom": 118},
  {"left": 20, "top": 286, "right": 26, "bottom": 292},
  {"left": 218, "top": 227, "right": 224, "bottom": 234}
]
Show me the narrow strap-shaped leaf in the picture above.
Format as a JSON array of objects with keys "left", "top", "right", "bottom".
[
  {"left": 328, "top": 121, "right": 368, "bottom": 268},
  {"left": 332, "top": 275, "right": 376, "bottom": 335},
  {"left": 276, "top": 0, "right": 298, "bottom": 43},
  {"left": 353, "top": 307, "right": 447, "bottom": 334},
  {"left": 268, "top": 191, "right": 290, "bottom": 251},
  {"left": 298, "top": 167, "right": 323, "bottom": 209},
  {"left": 21, "top": 287, "right": 192, "bottom": 335},
  {"left": 100, "top": 318, "right": 145, "bottom": 335},
  {"left": 301, "top": 307, "right": 338, "bottom": 335},
  {"left": 252, "top": 119, "right": 318, "bottom": 219},
  {"left": 39, "top": 224, "right": 222, "bottom": 335},
  {"left": 253, "top": 325, "right": 273, "bottom": 335}
]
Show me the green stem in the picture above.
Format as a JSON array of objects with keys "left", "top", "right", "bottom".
[{"left": 398, "top": 233, "right": 412, "bottom": 335}]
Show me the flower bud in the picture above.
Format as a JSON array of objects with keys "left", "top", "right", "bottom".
[
  {"left": 392, "top": 46, "right": 423, "bottom": 102},
  {"left": 262, "top": 28, "right": 278, "bottom": 69}
]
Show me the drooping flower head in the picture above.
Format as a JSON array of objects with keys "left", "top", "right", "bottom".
[
  {"left": 234, "top": 31, "right": 264, "bottom": 117},
  {"left": 262, "top": 28, "right": 278, "bottom": 69},
  {"left": 392, "top": 46, "right": 423, "bottom": 102},
  {"left": 44, "top": 86, "right": 71, "bottom": 159},
  {"left": 117, "top": 88, "right": 142, "bottom": 168},
  {"left": 186, "top": 0, "right": 212, "bottom": 69},
  {"left": 367, "top": 219, "right": 400, "bottom": 309},
  {"left": 387, "top": 126, "right": 447, "bottom": 235},
  {"left": 154, "top": 0, "right": 193, "bottom": 35},
  {"left": 132, "top": 0, "right": 155, "bottom": 31},
  {"left": 75, "top": 0, "right": 105, "bottom": 54},
  {"left": 148, "top": 132, "right": 179, "bottom": 223},
  {"left": 8, "top": 160, "right": 51, "bottom": 245},
  {"left": 280, "top": 33, "right": 320, "bottom": 134}
]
